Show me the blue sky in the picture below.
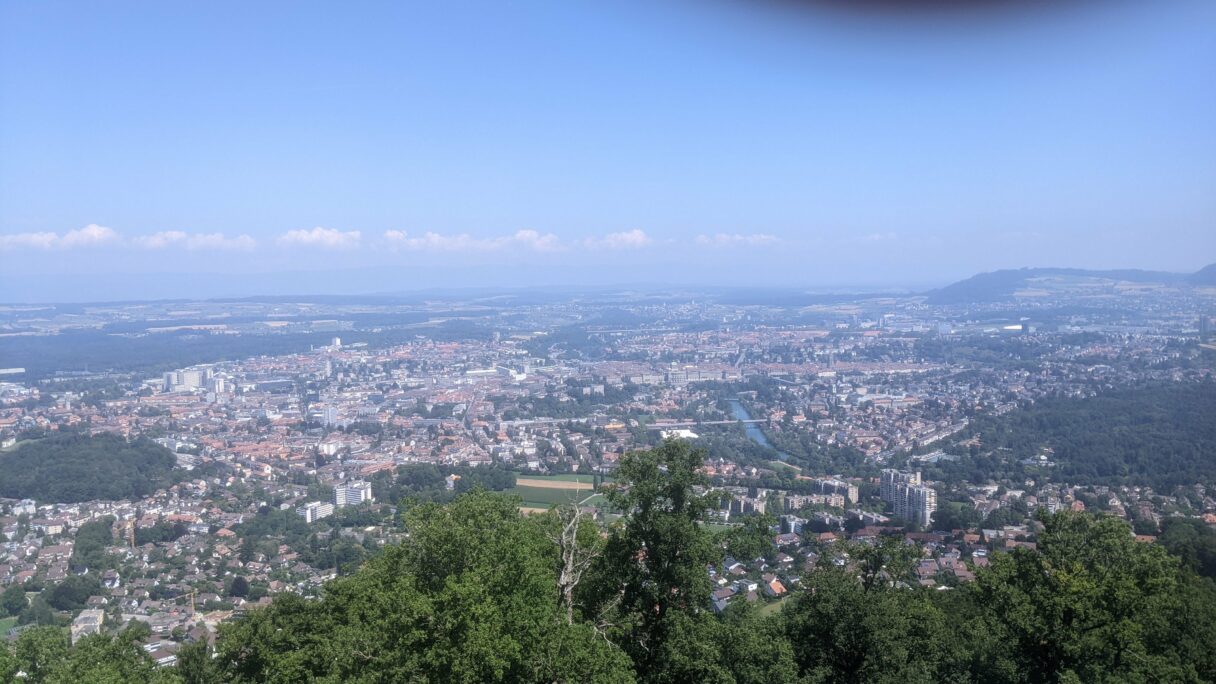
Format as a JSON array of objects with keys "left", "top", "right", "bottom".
[{"left": 1, "top": 0, "right": 1214, "bottom": 300}]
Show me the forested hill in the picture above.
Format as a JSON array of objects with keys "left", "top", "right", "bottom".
[
  {"left": 959, "top": 381, "right": 1216, "bottom": 490},
  {"left": 925, "top": 263, "right": 1216, "bottom": 304},
  {"left": 0, "top": 432, "right": 178, "bottom": 503}
]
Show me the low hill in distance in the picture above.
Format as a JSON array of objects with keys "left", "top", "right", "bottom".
[
  {"left": 926, "top": 263, "right": 1216, "bottom": 304},
  {"left": 0, "top": 432, "right": 178, "bottom": 503}
]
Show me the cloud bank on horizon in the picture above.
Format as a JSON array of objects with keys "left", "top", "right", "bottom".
[{"left": 0, "top": 224, "right": 782, "bottom": 254}]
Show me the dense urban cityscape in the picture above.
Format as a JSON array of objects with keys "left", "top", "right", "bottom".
[
  {"left": 4, "top": 0, "right": 1216, "bottom": 679},
  {"left": 1, "top": 268, "right": 1214, "bottom": 679}
]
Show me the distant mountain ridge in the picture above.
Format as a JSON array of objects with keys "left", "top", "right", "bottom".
[{"left": 926, "top": 264, "right": 1216, "bottom": 304}]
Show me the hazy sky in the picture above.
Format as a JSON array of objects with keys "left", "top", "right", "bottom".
[{"left": 1, "top": 0, "right": 1214, "bottom": 301}]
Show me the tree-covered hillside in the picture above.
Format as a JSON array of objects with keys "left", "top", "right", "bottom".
[
  {"left": 924, "top": 264, "right": 1215, "bottom": 304},
  {"left": 0, "top": 432, "right": 178, "bottom": 502},
  {"left": 954, "top": 381, "right": 1216, "bottom": 490}
]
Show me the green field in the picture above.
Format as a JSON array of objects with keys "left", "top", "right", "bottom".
[
  {"left": 541, "top": 474, "right": 598, "bottom": 483},
  {"left": 508, "top": 483, "right": 594, "bottom": 508},
  {"left": 518, "top": 473, "right": 609, "bottom": 484},
  {"left": 0, "top": 616, "right": 16, "bottom": 636},
  {"left": 507, "top": 474, "right": 615, "bottom": 509},
  {"left": 767, "top": 460, "right": 801, "bottom": 474},
  {"left": 758, "top": 596, "right": 791, "bottom": 617},
  {"left": 510, "top": 486, "right": 588, "bottom": 508}
]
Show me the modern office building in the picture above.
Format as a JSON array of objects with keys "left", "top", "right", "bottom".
[
  {"left": 334, "top": 480, "right": 374, "bottom": 507},
  {"left": 297, "top": 501, "right": 335, "bottom": 523}
]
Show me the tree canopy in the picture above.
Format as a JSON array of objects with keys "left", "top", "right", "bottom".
[
  {"left": 0, "top": 432, "right": 178, "bottom": 502},
  {"left": 949, "top": 381, "right": 1216, "bottom": 490}
]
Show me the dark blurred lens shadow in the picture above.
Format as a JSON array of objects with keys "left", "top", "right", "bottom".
[{"left": 715, "top": 0, "right": 1105, "bottom": 21}]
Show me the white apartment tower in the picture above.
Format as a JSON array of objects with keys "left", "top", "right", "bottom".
[
  {"left": 297, "top": 501, "right": 335, "bottom": 523},
  {"left": 334, "top": 480, "right": 374, "bottom": 507},
  {"left": 880, "top": 469, "right": 937, "bottom": 527}
]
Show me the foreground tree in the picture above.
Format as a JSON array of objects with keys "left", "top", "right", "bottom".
[
  {"left": 585, "top": 441, "right": 721, "bottom": 672},
  {"left": 216, "top": 490, "right": 633, "bottom": 683},
  {"left": 784, "top": 558, "right": 957, "bottom": 683},
  {"left": 175, "top": 640, "right": 220, "bottom": 684},
  {"left": 41, "top": 633, "right": 179, "bottom": 684},
  {"left": 12, "top": 626, "right": 69, "bottom": 684},
  {"left": 973, "top": 511, "right": 1213, "bottom": 682},
  {"left": 586, "top": 440, "right": 796, "bottom": 683},
  {"left": 723, "top": 512, "right": 777, "bottom": 564}
]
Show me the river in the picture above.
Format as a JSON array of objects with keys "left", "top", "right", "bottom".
[{"left": 727, "top": 399, "right": 792, "bottom": 462}]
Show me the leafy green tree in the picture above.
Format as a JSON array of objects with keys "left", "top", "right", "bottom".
[
  {"left": 228, "top": 576, "right": 249, "bottom": 598},
  {"left": 690, "top": 604, "right": 798, "bottom": 684},
  {"left": 2, "top": 584, "right": 27, "bottom": 616},
  {"left": 0, "top": 433, "right": 178, "bottom": 503},
  {"left": 931, "top": 503, "right": 978, "bottom": 532},
  {"left": 46, "top": 574, "right": 102, "bottom": 611},
  {"left": 122, "top": 618, "right": 153, "bottom": 642},
  {"left": 852, "top": 536, "right": 919, "bottom": 591},
  {"left": 69, "top": 517, "right": 115, "bottom": 571},
  {"left": 784, "top": 564, "right": 957, "bottom": 683},
  {"left": 13, "top": 626, "right": 70, "bottom": 684},
  {"left": 175, "top": 639, "right": 221, "bottom": 684},
  {"left": 20, "top": 595, "right": 57, "bottom": 626},
  {"left": 724, "top": 512, "right": 776, "bottom": 562},
  {"left": 973, "top": 511, "right": 1198, "bottom": 682},
  {"left": 43, "top": 633, "right": 179, "bottom": 684},
  {"left": 0, "top": 641, "right": 17, "bottom": 682},
  {"left": 586, "top": 440, "right": 725, "bottom": 680},
  {"left": 216, "top": 490, "right": 634, "bottom": 683},
  {"left": 1159, "top": 517, "right": 1216, "bottom": 579}
]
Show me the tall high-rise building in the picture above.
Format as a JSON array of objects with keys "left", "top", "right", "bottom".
[
  {"left": 334, "top": 480, "right": 374, "bottom": 507},
  {"left": 322, "top": 406, "right": 339, "bottom": 427},
  {"left": 880, "top": 469, "right": 937, "bottom": 527},
  {"left": 881, "top": 469, "right": 921, "bottom": 502},
  {"left": 902, "top": 484, "right": 937, "bottom": 527}
]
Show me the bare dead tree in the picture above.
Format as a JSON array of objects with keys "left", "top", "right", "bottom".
[{"left": 549, "top": 503, "right": 601, "bottom": 625}]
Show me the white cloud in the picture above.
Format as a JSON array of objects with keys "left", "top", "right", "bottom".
[
  {"left": 383, "top": 229, "right": 562, "bottom": 252},
  {"left": 278, "top": 227, "right": 362, "bottom": 249},
  {"left": 59, "top": 224, "right": 119, "bottom": 247},
  {"left": 0, "top": 224, "right": 119, "bottom": 250},
  {"left": 133, "top": 230, "right": 189, "bottom": 249},
  {"left": 135, "top": 231, "right": 257, "bottom": 250},
  {"left": 859, "top": 232, "right": 898, "bottom": 242},
  {"left": 695, "top": 233, "right": 779, "bottom": 247},
  {"left": 585, "top": 229, "right": 652, "bottom": 249},
  {"left": 510, "top": 229, "right": 562, "bottom": 252},
  {"left": 0, "top": 231, "right": 60, "bottom": 250},
  {"left": 188, "top": 233, "right": 257, "bottom": 250}
]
